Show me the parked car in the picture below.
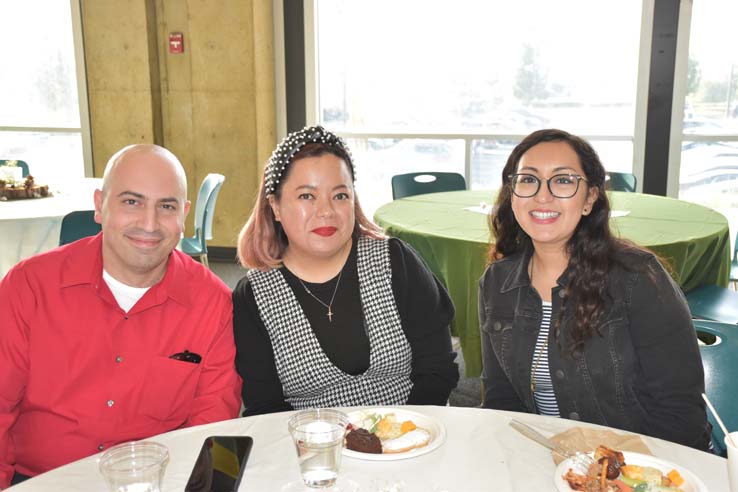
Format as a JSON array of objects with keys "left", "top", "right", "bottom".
[{"left": 680, "top": 141, "right": 738, "bottom": 201}]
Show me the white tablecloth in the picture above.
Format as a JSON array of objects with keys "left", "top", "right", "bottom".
[
  {"left": 0, "top": 178, "right": 101, "bottom": 279},
  {"left": 8, "top": 406, "right": 729, "bottom": 491}
]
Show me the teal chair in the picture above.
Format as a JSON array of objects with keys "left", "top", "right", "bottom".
[
  {"left": 730, "top": 230, "right": 737, "bottom": 290},
  {"left": 694, "top": 320, "right": 738, "bottom": 456},
  {"left": 0, "top": 159, "right": 30, "bottom": 178},
  {"left": 685, "top": 284, "right": 738, "bottom": 325},
  {"left": 179, "top": 173, "right": 225, "bottom": 268},
  {"left": 391, "top": 172, "right": 466, "bottom": 200},
  {"left": 59, "top": 210, "right": 101, "bottom": 245},
  {"left": 606, "top": 172, "right": 637, "bottom": 192}
]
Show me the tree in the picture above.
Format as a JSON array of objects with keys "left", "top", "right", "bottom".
[
  {"left": 702, "top": 80, "right": 728, "bottom": 103},
  {"left": 686, "top": 55, "right": 701, "bottom": 96},
  {"left": 727, "top": 64, "right": 738, "bottom": 117},
  {"left": 33, "top": 51, "right": 76, "bottom": 115},
  {"left": 514, "top": 44, "right": 549, "bottom": 106}
]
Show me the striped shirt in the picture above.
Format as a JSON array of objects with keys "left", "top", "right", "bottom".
[{"left": 532, "top": 301, "right": 560, "bottom": 416}]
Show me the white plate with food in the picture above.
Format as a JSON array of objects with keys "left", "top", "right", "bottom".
[
  {"left": 554, "top": 450, "right": 708, "bottom": 492},
  {"left": 342, "top": 407, "right": 446, "bottom": 461}
]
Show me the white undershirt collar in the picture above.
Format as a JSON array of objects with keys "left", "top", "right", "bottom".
[{"left": 102, "top": 269, "right": 150, "bottom": 313}]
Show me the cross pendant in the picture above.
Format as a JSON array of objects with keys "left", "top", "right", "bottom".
[{"left": 327, "top": 307, "right": 333, "bottom": 322}]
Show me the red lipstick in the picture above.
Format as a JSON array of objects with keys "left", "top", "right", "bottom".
[{"left": 312, "top": 227, "right": 337, "bottom": 237}]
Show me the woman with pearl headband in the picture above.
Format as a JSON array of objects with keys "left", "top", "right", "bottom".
[{"left": 232, "top": 126, "right": 459, "bottom": 415}]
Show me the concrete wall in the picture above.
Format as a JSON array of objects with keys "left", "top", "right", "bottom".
[{"left": 82, "top": 0, "right": 276, "bottom": 247}]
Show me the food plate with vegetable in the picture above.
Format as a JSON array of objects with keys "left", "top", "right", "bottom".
[
  {"left": 554, "top": 450, "right": 708, "bottom": 492},
  {"left": 342, "top": 407, "right": 446, "bottom": 461}
]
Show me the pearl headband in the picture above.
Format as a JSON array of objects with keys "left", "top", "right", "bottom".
[{"left": 264, "top": 125, "right": 355, "bottom": 197}]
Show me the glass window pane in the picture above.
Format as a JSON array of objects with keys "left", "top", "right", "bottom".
[
  {"left": 470, "top": 139, "right": 517, "bottom": 190},
  {"left": 591, "top": 141, "right": 634, "bottom": 175},
  {"left": 0, "top": 132, "right": 84, "bottom": 185},
  {"left": 683, "top": 0, "right": 738, "bottom": 135},
  {"left": 317, "top": 0, "right": 642, "bottom": 206},
  {"left": 680, "top": 0, "right": 738, "bottom": 242},
  {"left": 470, "top": 139, "right": 633, "bottom": 190},
  {"left": 348, "top": 138, "right": 465, "bottom": 218},
  {"left": 317, "top": 0, "right": 641, "bottom": 136},
  {"left": 679, "top": 141, "right": 738, "bottom": 234},
  {"left": 0, "top": 2, "right": 81, "bottom": 128}
]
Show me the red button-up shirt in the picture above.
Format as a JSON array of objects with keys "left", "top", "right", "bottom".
[{"left": 0, "top": 234, "right": 242, "bottom": 487}]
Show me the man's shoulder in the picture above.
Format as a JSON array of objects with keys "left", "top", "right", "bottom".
[
  {"left": 5, "top": 236, "right": 96, "bottom": 284},
  {"left": 170, "top": 250, "right": 231, "bottom": 299}
]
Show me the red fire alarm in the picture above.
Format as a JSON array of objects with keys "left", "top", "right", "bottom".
[{"left": 169, "top": 32, "right": 184, "bottom": 54}]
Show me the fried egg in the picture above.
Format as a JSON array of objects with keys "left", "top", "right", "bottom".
[
  {"left": 381, "top": 428, "right": 431, "bottom": 454},
  {"left": 374, "top": 414, "right": 402, "bottom": 440}
]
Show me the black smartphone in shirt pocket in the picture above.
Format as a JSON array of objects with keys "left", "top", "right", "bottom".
[{"left": 184, "top": 436, "right": 254, "bottom": 492}]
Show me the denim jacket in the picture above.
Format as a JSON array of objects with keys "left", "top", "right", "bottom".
[{"left": 479, "top": 246, "right": 711, "bottom": 451}]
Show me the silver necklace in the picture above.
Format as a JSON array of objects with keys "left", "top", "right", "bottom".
[{"left": 297, "top": 268, "right": 344, "bottom": 322}]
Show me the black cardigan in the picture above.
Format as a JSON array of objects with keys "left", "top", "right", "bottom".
[{"left": 232, "top": 237, "right": 459, "bottom": 416}]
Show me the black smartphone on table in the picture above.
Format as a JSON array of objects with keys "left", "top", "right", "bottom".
[{"left": 184, "top": 436, "right": 254, "bottom": 492}]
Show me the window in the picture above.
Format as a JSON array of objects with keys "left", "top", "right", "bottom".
[
  {"left": 311, "top": 0, "right": 645, "bottom": 216},
  {"left": 678, "top": 0, "right": 738, "bottom": 237},
  {"left": 0, "top": 2, "right": 89, "bottom": 186}
]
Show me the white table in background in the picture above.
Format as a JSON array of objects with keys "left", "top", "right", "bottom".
[
  {"left": 8, "top": 405, "right": 728, "bottom": 491},
  {"left": 0, "top": 178, "right": 101, "bottom": 279}
]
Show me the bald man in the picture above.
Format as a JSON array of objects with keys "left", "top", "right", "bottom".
[{"left": 0, "top": 145, "right": 242, "bottom": 488}]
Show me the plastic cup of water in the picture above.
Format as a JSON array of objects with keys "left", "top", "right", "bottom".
[
  {"left": 287, "top": 409, "right": 349, "bottom": 489},
  {"left": 99, "top": 441, "right": 169, "bottom": 492}
]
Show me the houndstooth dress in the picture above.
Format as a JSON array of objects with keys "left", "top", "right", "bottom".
[{"left": 247, "top": 236, "right": 413, "bottom": 408}]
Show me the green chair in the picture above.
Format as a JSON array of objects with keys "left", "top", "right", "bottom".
[
  {"left": 606, "top": 172, "right": 637, "bottom": 192},
  {"left": 391, "top": 172, "right": 466, "bottom": 200},
  {"left": 694, "top": 319, "right": 738, "bottom": 456},
  {"left": 179, "top": 173, "right": 225, "bottom": 268},
  {"left": 59, "top": 210, "right": 101, "bottom": 245},
  {"left": 685, "top": 284, "right": 738, "bottom": 325},
  {"left": 0, "top": 159, "right": 30, "bottom": 178}
]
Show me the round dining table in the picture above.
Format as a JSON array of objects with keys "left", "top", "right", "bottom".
[
  {"left": 0, "top": 178, "right": 101, "bottom": 279},
  {"left": 374, "top": 190, "right": 732, "bottom": 376},
  {"left": 8, "top": 405, "right": 727, "bottom": 491}
]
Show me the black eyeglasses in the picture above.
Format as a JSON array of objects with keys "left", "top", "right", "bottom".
[{"left": 507, "top": 173, "right": 588, "bottom": 199}]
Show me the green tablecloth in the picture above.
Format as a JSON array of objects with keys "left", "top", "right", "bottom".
[{"left": 374, "top": 190, "right": 731, "bottom": 376}]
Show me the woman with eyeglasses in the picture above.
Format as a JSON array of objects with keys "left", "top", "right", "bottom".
[
  {"left": 479, "top": 129, "right": 710, "bottom": 450},
  {"left": 232, "top": 126, "right": 458, "bottom": 416}
]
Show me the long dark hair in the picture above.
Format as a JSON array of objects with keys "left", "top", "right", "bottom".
[{"left": 489, "top": 129, "right": 647, "bottom": 352}]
